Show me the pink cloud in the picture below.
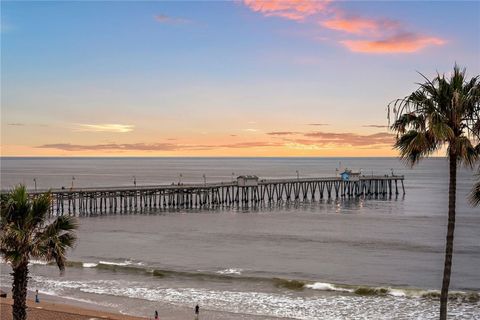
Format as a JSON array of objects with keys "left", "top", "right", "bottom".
[
  {"left": 242, "top": 1, "right": 446, "bottom": 54},
  {"left": 321, "top": 17, "right": 399, "bottom": 35},
  {"left": 243, "top": 0, "right": 331, "bottom": 21},
  {"left": 341, "top": 33, "right": 446, "bottom": 53}
]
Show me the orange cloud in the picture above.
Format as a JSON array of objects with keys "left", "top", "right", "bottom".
[
  {"left": 36, "top": 130, "right": 394, "bottom": 153},
  {"left": 363, "top": 124, "right": 388, "bottom": 128},
  {"left": 267, "top": 131, "right": 300, "bottom": 136},
  {"left": 37, "top": 141, "right": 284, "bottom": 152},
  {"left": 299, "top": 131, "right": 395, "bottom": 147},
  {"left": 243, "top": 0, "right": 331, "bottom": 21},
  {"left": 342, "top": 33, "right": 446, "bottom": 53},
  {"left": 322, "top": 17, "right": 399, "bottom": 35},
  {"left": 38, "top": 143, "right": 180, "bottom": 152}
]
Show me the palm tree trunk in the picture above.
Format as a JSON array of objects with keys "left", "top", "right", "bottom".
[
  {"left": 11, "top": 263, "right": 29, "bottom": 320},
  {"left": 440, "top": 153, "right": 457, "bottom": 320}
]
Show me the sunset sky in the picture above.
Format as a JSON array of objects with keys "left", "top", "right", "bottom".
[{"left": 2, "top": 1, "right": 479, "bottom": 157}]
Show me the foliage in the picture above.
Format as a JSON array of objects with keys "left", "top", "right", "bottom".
[
  {"left": 0, "top": 185, "right": 77, "bottom": 320},
  {"left": 389, "top": 64, "right": 480, "bottom": 165},
  {"left": 470, "top": 174, "right": 480, "bottom": 206}
]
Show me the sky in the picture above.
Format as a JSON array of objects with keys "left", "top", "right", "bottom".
[{"left": 1, "top": 0, "right": 479, "bottom": 157}]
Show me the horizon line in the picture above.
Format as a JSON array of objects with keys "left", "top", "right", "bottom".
[{"left": 0, "top": 155, "right": 447, "bottom": 159}]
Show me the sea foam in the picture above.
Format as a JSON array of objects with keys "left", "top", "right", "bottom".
[
  {"left": 216, "top": 268, "right": 243, "bottom": 275},
  {"left": 82, "top": 262, "right": 98, "bottom": 268},
  {"left": 98, "top": 260, "right": 144, "bottom": 267},
  {"left": 29, "top": 260, "right": 49, "bottom": 266},
  {"left": 305, "top": 282, "right": 353, "bottom": 293},
  {"left": 24, "top": 276, "right": 479, "bottom": 320}
]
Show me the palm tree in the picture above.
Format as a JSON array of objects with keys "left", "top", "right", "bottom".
[
  {"left": 389, "top": 64, "right": 480, "bottom": 320},
  {"left": 0, "top": 185, "right": 77, "bottom": 320}
]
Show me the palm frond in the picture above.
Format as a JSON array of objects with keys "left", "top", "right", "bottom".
[
  {"left": 469, "top": 175, "right": 480, "bottom": 206},
  {"left": 26, "top": 193, "right": 51, "bottom": 230},
  {"left": 1, "top": 186, "right": 78, "bottom": 273},
  {"left": 1, "top": 185, "right": 30, "bottom": 226},
  {"left": 32, "top": 216, "right": 78, "bottom": 270},
  {"left": 389, "top": 64, "right": 480, "bottom": 166},
  {"left": 394, "top": 130, "right": 437, "bottom": 166}
]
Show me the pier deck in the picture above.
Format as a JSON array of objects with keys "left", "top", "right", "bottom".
[{"left": 7, "top": 175, "right": 405, "bottom": 216}]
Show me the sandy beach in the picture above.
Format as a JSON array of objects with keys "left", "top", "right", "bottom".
[
  {"left": 0, "top": 293, "right": 278, "bottom": 320},
  {"left": 0, "top": 297, "right": 146, "bottom": 320}
]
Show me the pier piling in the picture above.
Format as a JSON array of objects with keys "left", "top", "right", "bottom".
[{"left": 17, "top": 175, "right": 405, "bottom": 216}]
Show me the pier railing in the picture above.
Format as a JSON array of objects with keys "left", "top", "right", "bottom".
[{"left": 4, "top": 175, "right": 405, "bottom": 216}]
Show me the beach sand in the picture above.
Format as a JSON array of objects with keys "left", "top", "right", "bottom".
[
  {"left": 0, "top": 297, "right": 146, "bottom": 320},
  {"left": 0, "top": 295, "right": 278, "bottom": 320}
]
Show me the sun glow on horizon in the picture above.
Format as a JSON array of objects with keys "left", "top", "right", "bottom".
[{"left": 1, "top": 1, "right": 478, "bottom": 157}]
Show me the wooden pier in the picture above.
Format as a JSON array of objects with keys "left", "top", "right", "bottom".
[{"left": 18, "top": 175, "right": 405, "bottom": 216}]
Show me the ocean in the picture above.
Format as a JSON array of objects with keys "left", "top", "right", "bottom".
[{"left": 0, "top": 157, "right": 479, "bottom": 319}]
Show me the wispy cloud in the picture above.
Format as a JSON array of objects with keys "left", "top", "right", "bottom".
[
  {"left": 37, "top": 141, "right": 283, "bottom": 152},
  {"left": 74, "top": 124, "right": 134, "bottom": 133},
  {"left": 265, "top": 128, "right": 393, "bottom": 147},
  {"left": 154, "top": 14, "right": 191, "bottom": 25},
  {"left": 300, "top": 131, "right": 394, "bottom": 147},
  {"left": 38, "top": 143, "right": 178, "bottom": 151},
  {"left": 362, "top": 124, "right": 388, "bottom": 128},
  {"left": 341, "top": 33, "right": 445, "bottom": 54},
  {"left": 267, "top": 131, "right": 300, "bottom": 136},
  {"left": 308, "top": 123, "right": 329, "bottom": 126},
  {"left": 7, "top": 123, "right": 49, "bottom": 127},
  {"left": 242, "top": 0, "right": 445, "bottom": 54},
  {"left": 37, "top": 130, "right": 394, "bottom": 152},
  {"left": 243, "top": 128, "right": 259, "bottom": 132},
  {"left": 321, "top": 16, "right": 399, "bottom": 35},
  {"left": 217, "top": 141, "right": 281, "bottom": 148},
  {"left": 243, "top": 0, "right": 331, "bottom": 21}
]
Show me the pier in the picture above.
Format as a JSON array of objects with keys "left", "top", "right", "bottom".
[{"left": 19, "top": 175, "right": 405, "bottom": 216}]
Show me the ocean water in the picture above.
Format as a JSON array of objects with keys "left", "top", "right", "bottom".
[{"left": 0, "top": 157, "right": 479, "bottom": 319}]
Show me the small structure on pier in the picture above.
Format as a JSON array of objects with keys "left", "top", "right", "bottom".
[
  {"left": 340, "top": 169, "right": 361, "bottom": 182},
  {"left": 237, "top": 175, "right": 259, "bottom": 186}
]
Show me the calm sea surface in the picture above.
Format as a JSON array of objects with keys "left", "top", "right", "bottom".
[{"left": 1, "top": 157, "right": 479, "bottom": 319}]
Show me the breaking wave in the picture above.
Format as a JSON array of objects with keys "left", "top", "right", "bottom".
[
  {"left": 82, "top": 262, "right": 98, "bottom": 268},
  {"left": 216, "top": 268, "right": 243, "bottom": 275},
  {"left": 305, "top": 282, "right": 353, "bottom": 293},
  {"left": 15, "top": 258, "right": 479, "bottom": 303},
  {"left": 22, "top": 276, "right": 480, "bottom": 320},
  {"left": 98, "top": 260, "right": 144, "bottom": 267}
]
